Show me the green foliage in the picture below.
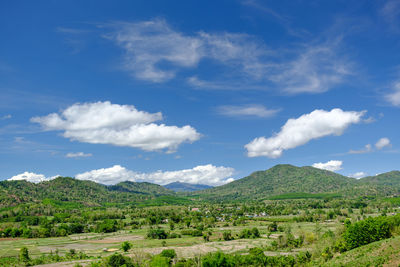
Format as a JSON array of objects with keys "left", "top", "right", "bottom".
[
  {"left": 121, "top": 241, "right": 133, "bottom": 252},
  {"left": 222, "top": 230, "right": 233, "bottom": 241},
  {"left": 147, "top": 228, "right": 168, "bottom": 239},
  {"left": 343, "top": 216, "right": 391, "bottom": 250},
  {"left": 238, "top": 227, "right": 260, "bottom": 239},
  {"left": 269, "top": 192, "right": 341, "bottom": 200},
  {"left": 105, "top": 253, "right": 134, "bottom": 267},
  {"left": 160, "top": 249, "right": 176, "bottom": 259},
  {"left": 19, "top": 247, "right": 30, "bottom": 262}
]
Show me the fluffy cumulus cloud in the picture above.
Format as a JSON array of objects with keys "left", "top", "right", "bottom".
[
  {"left": 245, "top": 108, "right": 365, "bottom": 158},
  {"left": 375, "top": 137, "right": 391, "bottom": 150},
  {"left": 312, "top": 160, "right": 343, "bottom": 172},
  {"left": 66, "top": 152, "right": 93, "bottom": 158},
  {"left": 31, "top": 101, "right": 200, "bottom": 153},
  {"left": 109, "top": 19, "right": 351, "bottom": 93},
  {"left": 8, "top": 172, "right": 59, "bottom": 183},
  {"left": 217, "top": 104, "right": 280, "bottom": 118},
  {"left": 348, "top": 172, "right": 368, "bottom": 179},
  {"left": 75, "top": 164, "right": 235, "bottom": 186}
]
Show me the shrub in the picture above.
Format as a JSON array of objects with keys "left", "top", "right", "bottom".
[
  {"left": 105, "top": 253, "right": 134, "bottom": 267},
  {"left": 147, "top": 228, "right": 168, "bottom": 239},
  {"left": 160, "top": 249, "right": 176, "bottom": 259},
  {"left": 19, "top": 247, "right": 30, "bottom": 263},
  {"left": 121, "top": 241, "right": 132, "bottom": 252},
  {"left": 223, "top": 230, "right": 233, "bottom": 241},
  {"left": 343, "top": 216, "right": 391, "bottom": 250}
]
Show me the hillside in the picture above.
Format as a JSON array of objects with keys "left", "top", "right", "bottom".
[
  {"left": 0, "top": 177, "right": 174, "bottom": 207},
  {"left": 109, "top": 181, "right": 174, "bottom": 195},
  {"left": 192, "top": 164, "right": 365, "bottom": 201},
  {"left": 164, "top": 181, "right": 212, "bottom": 192},
  {"left": 1, "top": 165, "right": 400, "bottom": 205}
]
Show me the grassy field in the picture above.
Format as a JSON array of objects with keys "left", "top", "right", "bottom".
[{"left": 0, "top": 215, "right": 340, "bottom": 264}]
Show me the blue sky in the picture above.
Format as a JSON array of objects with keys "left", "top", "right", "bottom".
[{"left": 1, "top": 0, "right": 400, "bottom": 185}]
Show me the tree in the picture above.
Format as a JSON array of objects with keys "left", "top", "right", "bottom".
[
  {"left": 19, "top": 247, "right": 30, "bottom": 263},
  {"left": 121, "top": 241, "right": 133, "bottom": 252}
]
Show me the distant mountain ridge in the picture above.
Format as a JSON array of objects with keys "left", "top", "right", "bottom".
[
  {"left": 164, "top": 181, "right": 212, "bottom": 192},
  {"left": 1, "top": 164, "right": 400, "bottom": 206}
]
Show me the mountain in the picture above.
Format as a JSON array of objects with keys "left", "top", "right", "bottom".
[
  {"left": 0, "top": 177, "right": 174, "bottom": 207},
  {"left": 109, "top": 181, "right": 174, "bottom": 195},
  {"left": 164, "top": 181, "right": 212, "bottom": 192},
  {"left": 192, "top": 164, "right": 364, "bottom": 201},
  {"left": 1, "top": 165, "right": 400, "bottom": 206}
]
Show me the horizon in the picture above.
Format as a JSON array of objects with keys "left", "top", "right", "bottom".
[{"left": 5, "top": 163, "right": 399, "bottom": 186}]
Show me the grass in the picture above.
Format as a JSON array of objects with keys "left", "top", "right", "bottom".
[{"left": 321, "top": 235, "right": 400, "bottom": 266}]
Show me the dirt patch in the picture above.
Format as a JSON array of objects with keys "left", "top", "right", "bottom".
[{"left": 85, "top": 235, "right": 143, "bottom": 244}]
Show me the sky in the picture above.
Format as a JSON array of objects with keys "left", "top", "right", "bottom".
[{"left": 1, "top": 0, "right": 400, "bottom": 186}]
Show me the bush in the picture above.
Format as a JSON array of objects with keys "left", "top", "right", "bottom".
[
  {"left": 19, "top": 247, "right": 30, "bottom": 263},
  {"left": 105, "top": 253, "right": 134, "bottom": 267},
  {"left": 121, "top": 241, "right": 132, "bottom": 252},
  {"left": 160, "top": 249, "right": 176, "bottom": 259},
  {"left": 223, "top": 230, "right": 233, "bottom": 241},
  {"left": 343, "top": 216, "right": 391, "bottom": 250},
  {"left": 147, "top": 228, "right": 168, "bottom": 239}
]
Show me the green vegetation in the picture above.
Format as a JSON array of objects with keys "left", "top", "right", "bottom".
[{"left": 1, "top": 164, "right": 400, "bottom": 266}]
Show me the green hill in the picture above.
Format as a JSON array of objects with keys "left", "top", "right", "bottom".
[
  {"left": 1, "top": 165, "right": 400, "bottom": 205},
  {"left": 193, "top": 164, "right": 400, "bottom": 201},
  {"left": 109, "top": 181, "right": 174, "bottom": 195},
  {"left": 192, "top": 164, "right": 357, "bottom": 201},
  {"left": 0, "top": 177, "right": 174, "bottom": 207}
]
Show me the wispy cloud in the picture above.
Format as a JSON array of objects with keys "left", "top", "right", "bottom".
[
  {"left": 348, "top": 137, "right": 392, "bottom": 154},
  {"left": 380, "top": 0, "right": 400, "bottom": 32},
  {"left": 107, "top": 19, "right": 352, "bottom": 94},
  {"left": 0, "top": 114, "right": 11, "bottom": 120},
  {"left": 66, "top": 152, "right": 93, "bottom": 158},
  {"left": 385, "top": 81, "right": 400, "bottom": 106},
  {"left": 217, "top": 104, "right": 280, "bottom": 118},
  {"left": 349, "top": 144, "right": 372, "bottom": 154}
]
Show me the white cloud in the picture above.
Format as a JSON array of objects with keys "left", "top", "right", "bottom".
[
  {"left": 66, "top": 152, "right": 93, "bottom": 158},
  {"left": 245, "top": 108, "right": 365, "bottom": 158},
  {"left": 0, "top": 114, "right": 11, "bottom": 120},
  {"left": 312, "top": 160, "right": 343, "bottom": 172},
  {"left": 217, "top": 104, "right": 280, "bottom": 118},
  {"left": 76, "top": 164, "right": 235, "bottom": 186},
  {"left": 375, "top": 137, "right": 391, "bottom": 150},
  {"left": 108, "top": 19, "right": 351, "bottom": 93},
  {"left": 348, "top": 138, "right": 391, "bottom": 154},
  {"left": 8, "top": 172, "right": 57, "bottom": 183},
  {"left": 385, "top": 81, "right": 400, "bottom": 106},
  {"left": 348, "top": 172, "right": 367, "bottom": 179},
  {"left": 31, "top": 101, "right": 201, "bottom": 153},
  {"left": 269, "top": 43, "right": 352, "bottom": 94},
  {"left": 349, "top": 144, "right": 372, "bottom": 154}
]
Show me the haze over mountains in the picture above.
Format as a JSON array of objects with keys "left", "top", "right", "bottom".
[{"left": 1, "top": 164, "right": 400, "bottom": 207}]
